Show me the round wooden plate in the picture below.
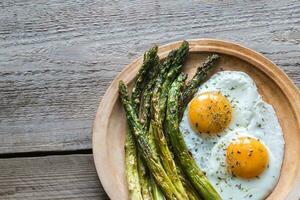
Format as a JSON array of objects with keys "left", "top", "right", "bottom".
[{"left": 93, "top": 39, "right": 300, "bottom": 200}]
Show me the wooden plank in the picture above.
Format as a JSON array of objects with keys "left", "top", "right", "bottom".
[
  {"left": 0, "top": 154, "right": 109, "bottom": 200},
  {"left": 0, "top": 0, "right": 299, "bottom": 153}
]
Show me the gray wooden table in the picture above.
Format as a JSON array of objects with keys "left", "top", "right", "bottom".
[{"left": 0, "top": 0, "right": 299, "bottom": 199}]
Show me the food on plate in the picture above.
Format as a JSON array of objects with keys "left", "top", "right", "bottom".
[
  {"left": 125, "top": 46, "right": 159, "bottom": 200},
  {"left": 120, "top": 82, "right": 178, "bottom": 199},
  {"left": 150, "top": 42, "right": 190, "bottom": 199},
  {"left": 118, "top": 40, "right": 284, "bottom": 200},
  {"left": 188, "top": 91, "right": 232, "bottom": 133},
  {"left": 225, "top": 136, "right": 269, "bottom": 179},
  {"left": 165, "top": 74, "right": 221, "bottom": 200},
  {"left": 149, "top": 41, "right": 191, "bottom": 200},
  {"left": 120, "top": 41, "right": 209, "bottom": 200},
  {"left": 181, "top": 71, "right": 284, "bottom": 199}
]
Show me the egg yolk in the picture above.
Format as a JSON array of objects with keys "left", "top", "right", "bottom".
[
  {"left": 188, "top": 92, "right": 232, "bottom": 134},
  {"left": 226, "top": 137, "right": 269, "bottom": 179}
]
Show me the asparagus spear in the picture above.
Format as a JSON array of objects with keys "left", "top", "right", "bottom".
[
  {"left": 140, "top": 40, "right": 188, "bottom": 125},
  {"left": 150, "top": 176, "right": 166, "bottom": 200},
  {"left": 132, "top": 46, "right": 159, "bottom": 111},
  {"left": 140, "top": 60, "right": 160, "bottom": 129},
  {"left": 146, "top": 124, "right": 166, "bottom": 200},
  {"left": 135, "top": 47, "right": 161, "bottom": 200},
  {"left": 138, "top": 62, "right": 167, "bottom": 200},
  {"left": 150, "top": 120, "right": 188, "bottom": 200},
  {"left": 119, "top": 81, "right": 184, "bottom": 200},
  {"left": 176, "top": 163, "right": 202, "bottom": 200},
  {"left": 182, "top": 54, "right": 220, "bottom": 108},
  {"left": 165, "top": 75, "right": 222, "bottom": 200},
  {"left": 137, "top": 156, "right": 152, "bottom": 200},
  {"left": 140, "top": 41, "right": 188, "bottom": 125},
  {"left": 125, "top": 127, "right": 143, "bottom": 200},
  {"left": 152, "top": 65, "right": 182, "bottom": 123},
  {"left": 151, "top": 66, "right": 189, "bottom": 200},
  {"left": 161, "top": 41, "right": 189, "bottom": 74},
  {"left": 139, "top": 42, "right": 188, "bottom": 199},
  {"left": 149, "top": 41, "right": 190, "bottom": 199},
  {"left": 126, "top": 46, "right": 159, "bottom": 200}
]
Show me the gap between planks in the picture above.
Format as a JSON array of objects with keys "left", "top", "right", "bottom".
[{"left": 0, "top": 149, "right": 92, "bottom": 159}]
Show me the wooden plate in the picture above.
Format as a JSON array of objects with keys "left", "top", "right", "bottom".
[{"left": 93, "top": 39, "right": 300, "bottom": 200}]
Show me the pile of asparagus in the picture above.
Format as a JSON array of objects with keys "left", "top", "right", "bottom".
[{"left": 118, "top": 41, "right": 221, "bottom": 200}]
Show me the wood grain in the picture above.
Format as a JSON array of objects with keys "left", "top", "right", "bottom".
[
  {"left": 0, "top": 0, "right": 299, "bottom": 154},
  {"left": 286, "top": 181, "right": 300, "bottom": 200},
  {"left": 93, "top": 39, "right": 300, "bottom": 200},
  {"left": 0, "top": 154, "right": 108, "bottom": 200}
]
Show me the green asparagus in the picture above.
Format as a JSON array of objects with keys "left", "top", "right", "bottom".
[
  {"left": 150, "top": 120, "right": 188, "bottom": 199},
  {"left": 161, "top": 41, "right": 189, "bottom": 74},
  {"left": 132, "top": 46, "right": 159, "bottom": 111},
  {"left": 177, "top": 163, "right": 202, "bottom": 200},
  {"left": 148, "top": 41, "right": 190, "bottom": 200},
  {"left": 182, "top": 54, "right": 220, "bottom": 108},
  {"left": 140, "top": 58, "right": 160, "bottom": 128},
  {"left": 137, "top": 155, "right": 152, "bottom": 200},
  {"left": 137, "top": 47, "right": 162, "bottom": 200},
  {"left": 119, "top": 81, "right": 185, "bottom": 200},
  {"left": 165, "top": 74, "right": 222, "bottom": 200},
  {"left": 152, "top": 65, "right": 182, "bottom": 123},
  {"left": 126, "top": 46, "right": 159, "bottom": 200},
  {"left": 125, "top": 127, "right": 143, "bottom": 200},
  {"left": 124, "top": 42, "right": 221, "bottom": 200},
  {"left": 151, "top": 66, "right": 189, "bottom": 200},
  {"left": 150, "top": 176, "right": 166, "bottom": 200}
]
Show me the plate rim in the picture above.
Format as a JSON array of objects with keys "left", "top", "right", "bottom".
[{"left": 92, "top": 38, "right": 300, "bottom": 200}]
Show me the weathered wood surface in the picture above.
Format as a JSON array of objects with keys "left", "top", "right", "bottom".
[
  {"left": 0, "top": 0, "right": 300, "bottom": 154},
  {"left": 0, "top": 154, "right": 109, "bottom": 200},
  {"left": 0, "top": 0, "right": 299, "bottom": 199}
]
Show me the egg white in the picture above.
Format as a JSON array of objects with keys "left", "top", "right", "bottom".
[
  {"left": 207, "top": 131, "right": 282, "bottom": 200},
  {"left": 180, "top": 71, "right": 284, "bottom": 200}
]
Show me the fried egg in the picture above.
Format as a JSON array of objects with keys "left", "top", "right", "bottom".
[{"left": 180, "top": 71, "right": 284, "bottom": 200}]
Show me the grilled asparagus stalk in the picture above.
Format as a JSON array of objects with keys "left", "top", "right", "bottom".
[
  {"left": 139, "top": 41, "right": 188, "bottom": 199},
  {"left": 141, "top": 40, "right": 188, "bottom": 128},
  {"left": 125, "top": 42, "right": 220, "bottom": 200},
  {"left": 182, "top": 54, "right": 220, "bottom": 108},
  {"left": 166, "top": 74, "right": 222, "bottom": 200},
  {"left": 161, "top": 41, "right": 189, "bottom": 74},
  {"left": 126, "top": 46, "right": 159, "bottom": 200},
  {"left": 125, "top": 127, "right": 143, "bottom": 200},
  {"left": 149, "top": 41, "right": 190, "bottom": 200},
  {"left": 140, "top": 59, "right": 160, "bottom": 129},
  {"left": 142, "top": 109, "right": 166, "bottom": 200},
  {"left": 151, "top": 66, "right": 189, "bottom": 200},
  {"left": 150, "top": 176, "right": 166, "bottom": 200},
  {"left": 132, "top": 46, "right": 159, "bottom": 111},
  {"left": 119, "top": 81, "right": 184, "bottom": 200},
  {"left": 177, "top": 163, "right": 202, "bottom": 200},
  {"left": 137, "top": 47, "right": 162, "bottom": 200},
  {"left": 137, "top": 155, "right": 152, "bottom": 200}
]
